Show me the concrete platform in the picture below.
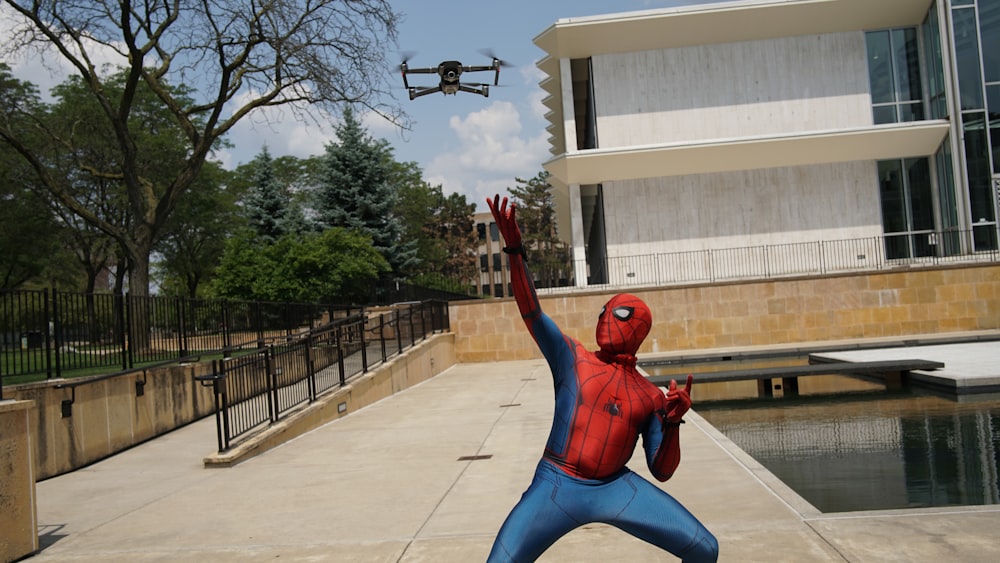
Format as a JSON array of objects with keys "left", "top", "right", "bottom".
[
  {"left": 30, "top": 355, "right": 1000, "bottom": 562},
  {"left": 813, "top": 342, "right": 1000, "bottom": 393}
]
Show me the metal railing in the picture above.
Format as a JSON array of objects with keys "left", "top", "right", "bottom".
[
  {"left": 196, "top": 300, "right": 449, "bottom": 452},
  {"left": 582, "top": 229, "right": 999, "bottom": 290},
  {"left": 0, "top": 289, "right": 358, "bottom": 385}
]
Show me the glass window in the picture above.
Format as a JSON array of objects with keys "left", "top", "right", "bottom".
[
  {"left": 878, "top": 157, "right": 939, "bottom": 260},
  {"left": 935, "top": 139, "right": 963, "bottom": 256},
  {"left": 866, "top": 27, "right": 924, "bottom": 123},
  {"left": 907, "top": 158, "right": 935, "bottom": 231},
  {"left": 989, "top": 84, "right": 1000, "bottom": 173},
  {"left": 873, "top": 105, "right": 897, "bottom": 124},
  {"left": 898, "top": 103, "right": 925, "bottom": 122},
  {"left": 489, "top": 223, "right": 499, "bottom": 242},
  {"left": 963, "top": 112, "right": 996, "bottom": 223},
  {"left": 953, "top": 7, "right": 985, "bottom": 110},
  {"left": 879, "top": 160, "right": 907, "bottom": 233},
  {"left": 867, "top": 31, "right": 894, "bottom": 105},
  {"left": 981, "top": 0, "right": 1000, "bottom": 83},
  {"left": 892, "top": 28, "right": 922, "bottom": 103},
  {"left": 924, "top": 3, "right": 949, "bottom": 119}
]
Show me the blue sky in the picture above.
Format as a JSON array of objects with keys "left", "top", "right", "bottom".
[{"left": 2, "top": 0, "right": 725, "bottom": 212}]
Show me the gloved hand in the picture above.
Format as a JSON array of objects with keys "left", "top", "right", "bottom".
[
  {"left": 486, "top": 195, "right": 523, "bottom": 251},
  {"left": 664, "top": 374, "right": 694, "bottom": 423}
]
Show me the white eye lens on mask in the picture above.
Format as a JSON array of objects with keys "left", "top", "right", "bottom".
[{"left": 612, "top": 306, "right": 634, "bottom": 321}]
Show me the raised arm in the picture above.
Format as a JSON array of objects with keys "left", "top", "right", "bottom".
[{"left": 487, "top": 195, "right": 542, "bottom": 331}]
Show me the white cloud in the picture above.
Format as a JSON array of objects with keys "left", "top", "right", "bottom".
[
  {"left": 519, "top": 65, "right": 550, "bottom": 122},
  {"left": 425, "top": 101, "right": 550, "bottom": 210}
]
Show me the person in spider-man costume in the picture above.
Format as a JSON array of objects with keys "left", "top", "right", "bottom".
[{"left": 486, "top": 195, "right": 718, "bottom": 563}]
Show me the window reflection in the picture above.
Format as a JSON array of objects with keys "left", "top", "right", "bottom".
[{"left": 953, "top": 7, "right": 985, "bottom": 110}]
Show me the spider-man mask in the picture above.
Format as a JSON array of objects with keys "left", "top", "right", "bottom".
[{"left": 596, "top": 294, "right": 652, "bottom": 356}]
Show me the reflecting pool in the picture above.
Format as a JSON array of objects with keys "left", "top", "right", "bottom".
[{"left": 644, "top": 360, "right": 1000, "bottom": 513}]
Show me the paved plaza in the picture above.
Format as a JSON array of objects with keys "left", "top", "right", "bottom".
[{"left": 29, "top": 342, "right": 1000, "bottom": 562}]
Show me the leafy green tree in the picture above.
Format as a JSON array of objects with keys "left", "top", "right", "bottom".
[
  {"left": 154, "top": 161, "right": 240, "bottom": 298},
  {"left": 508, "top": 171, "right": 571, "bottom": 288},
  {"left": 213, "top": 228, "right": 388, "bottom": 304},
  {"left": 315, "top": 108, "right": 418, "bottom": 276},
  {"left": 0, "top": 163, "right": 66, "bottom": 290},
  {"left": 393, "top": 162, "right": 448, "bottom": 272},
  {"left": 0, "top": 65, "right": 79, "bottom": 290},
  {"left": 0, "top": 0, "right": 404, "bottom": 296}
]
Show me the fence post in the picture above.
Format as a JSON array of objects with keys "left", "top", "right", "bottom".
[
  {"left": 255, "top": 302, "right": 264, "bottom": 347},
  {"left": 359, "top": 315, "right": 369, "bottom": 372},
  {"left": 395, "top": 309, "right": 403, "bottom": 355},
  {"left": 419, "top": 302, "right": 427, "bottom": 341},
  {"left": 46, "top": 288, "right": 56, "bottom": 380},
  {"left": 176, "top": 298, "right": 186, "bottom": 359},
  {"left": 222, "top": 301, "right": 232, "bottom": 358},
  {"left": 305, "top": 333, "right": 316, "bottom": 401},
  {"left": 125, "top": 293, "right": 134, "bottom": 370},
  {"left": 379, "top": 313, "right": 387, "bottom": 362},
  {"left": 336, "top": 324, "right": 346, "bottom": 386},
  {"left": 116, "top": 293, "right": 128, "bottom": 372},
  {"left": 408, "top": 305, "right": 416, "bottom": 348},
  {"left": 265, "top": 347, "right": 278, "bottom": 423}
]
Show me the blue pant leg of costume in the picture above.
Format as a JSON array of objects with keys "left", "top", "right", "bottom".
[
  {"left": 605, "top": 471, "right": 719, "bottom": 562},
  {"left": 487, "top": 462, "right": 580, "bottom": 563}
]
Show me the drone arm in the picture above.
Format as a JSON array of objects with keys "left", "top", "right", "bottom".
[
  {"left": 410, "top": 86, "right": 442, "bottom": 99},
  {"left": 458, "top": 84, "right": 489, "bottom": 98}
]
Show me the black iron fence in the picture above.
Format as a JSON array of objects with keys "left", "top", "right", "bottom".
[
  {"left": 196, "top": 300, "right": 449, "bottom": 452},
  {"left": 0, "top": 288, "right": 358, "bottom": 386}
]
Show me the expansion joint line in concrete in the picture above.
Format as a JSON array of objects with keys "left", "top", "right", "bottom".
[{"left": 396, "top": 368, "right": 539, "bottom": 562}]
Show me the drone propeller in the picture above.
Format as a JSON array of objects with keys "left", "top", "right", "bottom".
[
  {"left": 399, "top": 50, "right": 418, "bottom": 65},
  {"left": 478, "top": 49, "right": 512, "bottom": 67}
]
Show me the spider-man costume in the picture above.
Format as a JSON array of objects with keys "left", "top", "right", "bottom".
[{"left": 486, "top": 195, "right": 718, "bottom": 563}]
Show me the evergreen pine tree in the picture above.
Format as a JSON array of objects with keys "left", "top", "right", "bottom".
[
  {"left": 315, "top": 107, "right": 418, "bottom": 276},
  {"left": 245, "top": 147, "right": 291, "bottom": 243}
]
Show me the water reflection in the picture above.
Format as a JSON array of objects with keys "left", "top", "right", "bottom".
[{"left": 643, "top": 361, "right": 1000, "bottom": 513}]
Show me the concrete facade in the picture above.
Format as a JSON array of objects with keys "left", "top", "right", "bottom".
[
  {"left": 450, "top": 263, "right": 1000, "bottom": 362},
  {"left": 533, "top": 0, "right": 998, "bottom": 289}
]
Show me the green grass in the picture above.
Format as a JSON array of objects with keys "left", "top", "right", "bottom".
[{"left": 0, "top": 349, "right": 235, "bottom": 387}]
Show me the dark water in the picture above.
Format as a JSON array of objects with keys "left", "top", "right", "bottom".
[{"left": 644, "top": 360, "right": 1000, "bottom": 513}]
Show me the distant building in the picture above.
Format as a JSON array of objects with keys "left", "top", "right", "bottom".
[
  {"left": 474, "top": 212, "right": 511, "bottom": 297},
  {"left": 534, "top": 0, "right": 999, "bottom": 288}
]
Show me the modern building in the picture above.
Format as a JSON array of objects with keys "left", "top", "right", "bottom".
[
  {"left": 474, "top": 212, "right": 511, "bottom": 297},
  {"left": 533, "top": 0, "right": 999, "bottom": 288}
]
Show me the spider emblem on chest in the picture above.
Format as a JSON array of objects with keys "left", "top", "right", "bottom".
[{"left": 603, "top": 397, "right": 623, "bottom": 418}]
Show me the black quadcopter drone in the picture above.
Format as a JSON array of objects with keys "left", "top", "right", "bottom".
[{"left": 400, "top": 53, "right": 509, "bottom": 100}]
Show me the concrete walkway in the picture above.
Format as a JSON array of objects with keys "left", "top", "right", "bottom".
[{"left": 31, "top": 353, "right": 1000, "bottom": 562}]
